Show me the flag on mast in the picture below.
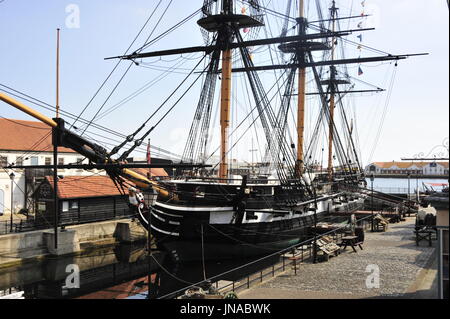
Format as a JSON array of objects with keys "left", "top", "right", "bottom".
[{"left": 358, "top": 66, "right": 364, "bottom": 76}]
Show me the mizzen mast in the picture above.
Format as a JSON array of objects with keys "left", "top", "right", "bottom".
[{"left": 325, "top": 1, "right": 350, "bottom": 181}]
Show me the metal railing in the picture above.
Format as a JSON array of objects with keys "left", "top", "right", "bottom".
[
  {"left": 0, "top": 210, "right": 137, "bottom": 236},
  {"left": 373, "top": 187, "right": 411, "bottom": 194},
  {"left": 158, "top": 215, "right": 374, "bottom": 299}
]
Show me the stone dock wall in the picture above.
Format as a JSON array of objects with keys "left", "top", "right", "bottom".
[{"left": 0, "top": 219, "right": 147, "bottom": 269}]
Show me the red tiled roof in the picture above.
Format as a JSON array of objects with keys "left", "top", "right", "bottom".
[
  {"left": 371, "top": 161, "right": 449, "bottom": 169},
  {"left": 0, "top": 118, "right": 75, "bottom": 153},
  {"left": 46, "top": 175, "right": 127, "bottom": 199}
]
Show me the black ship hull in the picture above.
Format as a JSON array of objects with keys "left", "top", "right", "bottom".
[{"left": 137, "top": 192, "right": 361, "bottom": 261}]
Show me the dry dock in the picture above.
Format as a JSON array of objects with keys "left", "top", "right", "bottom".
[{"left": 239, "top": 217, "right": 438, "bottom": 299}]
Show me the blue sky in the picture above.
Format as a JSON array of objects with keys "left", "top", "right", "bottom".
[{"left": 0, "top": 0, "right": 448, "bottom": 165}]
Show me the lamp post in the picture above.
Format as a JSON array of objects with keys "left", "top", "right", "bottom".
[
  {"left": 407, "top": 172, "right": 411, "bottom": 201},
  {"left": 147, "top": 189, "right": 157, "bottom": 299},
  {"left": 9, "top": 172, "right": 15, "bottom": 233},
  {"left": 370, "top": 173, "right": 374, "bottom": 232}
]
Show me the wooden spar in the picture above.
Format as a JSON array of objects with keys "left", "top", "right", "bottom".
[
  {"left": 327, "top": 1, "right": 338, "bottom": 181},
  {"left": 56, "top": 28, "right": 60, "bottom": 118},
  {"left": 0, "top": 91, "right": 172, "bottom": 197},
  {"left": 0, "top": 92, "right": 58, "bottom": 127},
  {"left": 219, "top": 48, "right": 232, "bottom": 180},
  {"left": 297, "top": 0, "right": 306, "bottom": 176}
]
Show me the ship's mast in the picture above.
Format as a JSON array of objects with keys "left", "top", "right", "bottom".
[
  {"left": 327, "top": 1, "right": 338, "bottom": 181},
  {"left": 296, "top": 0, "right": 306, "bottom": 176},
  {"left": 56, "top": 28, "right": 60, "bottom": 118},
  {"left": 219, "top": 0, "right": 233, "bottom": 180}
]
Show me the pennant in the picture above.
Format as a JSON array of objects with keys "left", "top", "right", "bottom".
[
  {"left": 357, "top": 21, "right": 363, "bottom": 28},
  {"left": 357, "top": 45, "right": 362, "bottom": 50},
  {"left": 241, "top": 7, "right": 247, "bottom": 14},
  {"left": 361, "top": 1, "right": 366, "bottom": 7},
  {"left": 243, "top": 28, "right": 250, "bottom": 33},
  {"left": 361, "top": 11, "right": 365, "bottom": 16},
  {"left": 358, "top": 66, "right": 364, "bottom": 76},
  {"left": 357, "top": 34, "right": 363, "bottom": 42}
]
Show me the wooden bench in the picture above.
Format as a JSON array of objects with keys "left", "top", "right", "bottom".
[
  {"left": 374, "top": 221, "right": 387, "bottom": 232},
  {"left": 339, "top": 236, "right": 363, "bottom": 253},
  {"left": 414, "top": 227, "right": 437, "bottom": 247}
]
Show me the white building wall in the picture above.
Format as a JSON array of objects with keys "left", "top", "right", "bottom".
[
  {"left": 0, "top": 172, "right": 25, "bottom": 216},
  {"left": 0, "top": 150, "right": 106, "bottom": 215},
  {"left": 423, "top": 163, "right": 445, "bottom": 175}
]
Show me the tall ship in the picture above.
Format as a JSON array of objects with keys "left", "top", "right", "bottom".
[{"left": 0, "top": 0, "right": 423, "bottom": 261}]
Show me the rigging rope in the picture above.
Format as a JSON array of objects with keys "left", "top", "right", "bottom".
[{"left": 71, "top": 0, "right": 165, "bottom": 131}]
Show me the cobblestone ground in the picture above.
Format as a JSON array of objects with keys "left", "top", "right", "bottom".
[{"left": 240, "top": 217, "right": 437, "bottom": 299}]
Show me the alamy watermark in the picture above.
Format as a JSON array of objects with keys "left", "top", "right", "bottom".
[
  {"left": 65, "top": 4, "right": 80, "bottom": 29},
  {"left": 365, "top": 264, "right": 380, "bottom": 289},
  {"left": 63, "top": 264, "right": 80, "bottom": 289}
]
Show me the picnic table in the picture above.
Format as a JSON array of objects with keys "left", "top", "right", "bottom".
[
  {"left": 414, "top": 227, "right": 436, "bottom": 247},
  {"left": 340, "top": 235, "right": 363, "bottom": 253}
]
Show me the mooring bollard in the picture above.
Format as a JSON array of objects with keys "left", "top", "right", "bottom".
[{"left": 294, "top": 259, "right": 297, "bottom": 275}]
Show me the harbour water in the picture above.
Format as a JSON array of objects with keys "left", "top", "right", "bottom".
[
  {"left": 0, "top": 243, "right": 281, "bottom": 299},
  {"left": 365, "top": 177, "right": 448, "bottom": 194}
]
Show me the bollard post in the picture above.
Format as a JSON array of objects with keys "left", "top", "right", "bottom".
[
  {"left": 301, "top": 246, "right": 304, "bottom": 262},
  {"left": 294, "top": 258, "right": 297, "bottom": 275}
]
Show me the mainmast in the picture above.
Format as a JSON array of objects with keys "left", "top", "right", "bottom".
[
  {"left": 219, "top": 0, "right": 233, "bottom": 180},
  {"left": 296, "top": 0, "right": 306, "bottom": 176},
  {"left": 327, "top": 1, "right": 338, "bottom": 181}
]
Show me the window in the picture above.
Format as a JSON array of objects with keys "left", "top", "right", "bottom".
[
  {"left": 70, "top": 201, "right": 78, "bottom": 209},
  {"left": 58, "top": 158, "right": 65, "bottom": 166},
  {"left": 15, "top": 157, "right": 24, "bottom": 166},
  {"left": 0, "top": 156, "right": 8, "bottom": 167},
  {"left": 62, "top": 201, "right": 69, "bottom": 212},
  {"left": 45, "top": 157, "right": 52, "bottom": 165},
  {"left": 37, "top": 202, "right": 46, "bottom": 213},
  {"left": 30, "top": 156, "right": 39, "bottom": 165}
]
